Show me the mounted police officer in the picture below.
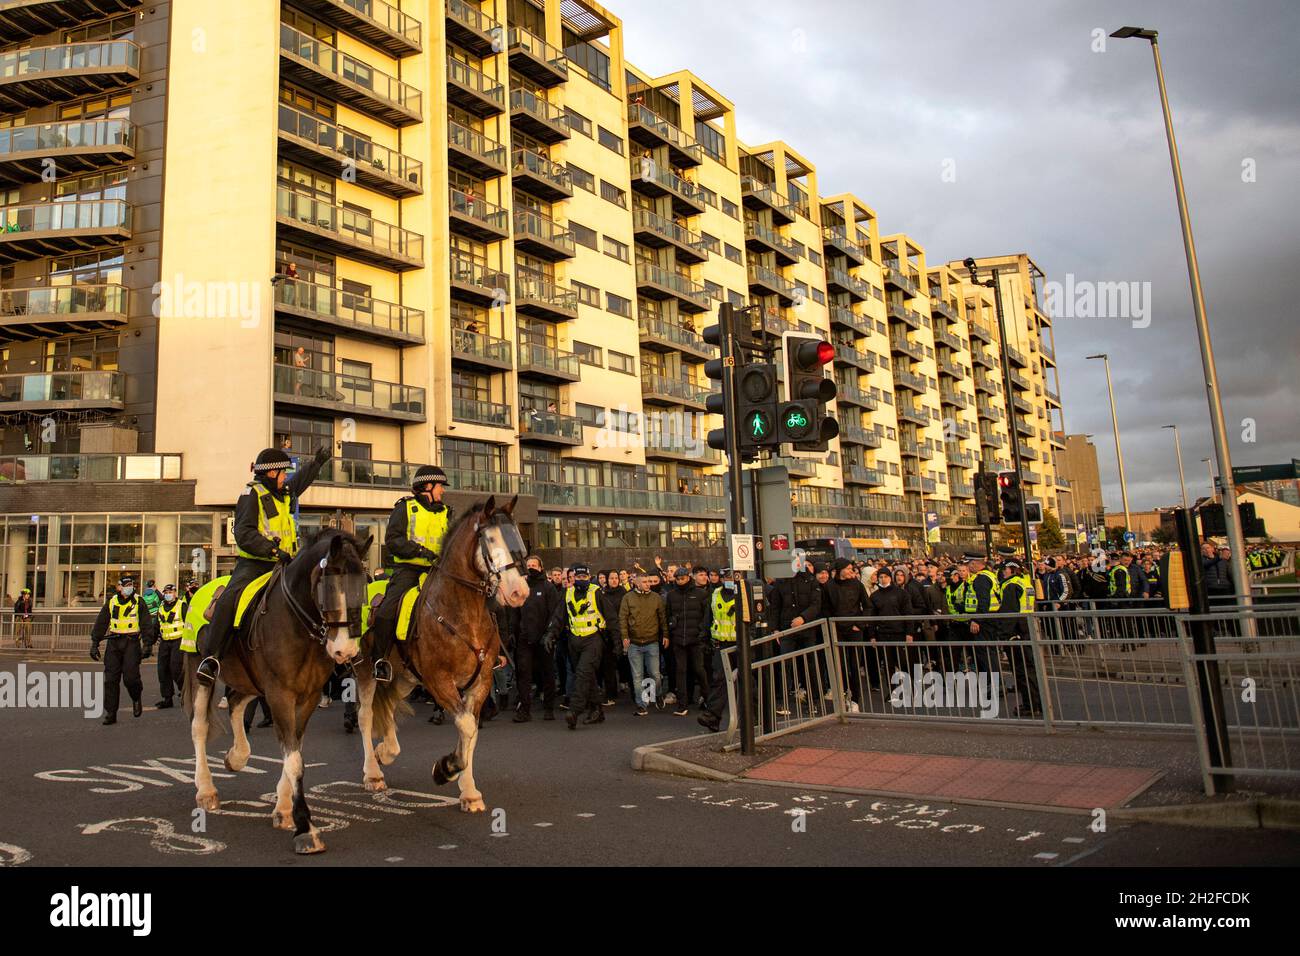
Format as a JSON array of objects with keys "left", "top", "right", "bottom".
[
  {"left": 370, "top": 464, "right": 453, "bottom": 683},
  {"left": 196, "top": 445, "right": 330, "bottom": 685},
  {"left": 544, "top": 564, "right": 606, "bottom": 729},
  {"left": 90, "top": 574, "right": 157, "bottom": 725},
  {"left": 153, "top": 584, "right": 187, "bottom": 709}
]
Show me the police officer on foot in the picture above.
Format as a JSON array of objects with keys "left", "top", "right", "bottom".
[
  {"left": 196, "top": 445, "right": 330, "bottom": 685},
  {"left": 153, "top": 584, "right": 187, "bottom": 708},
  {"left": 997, "top": 559, "right": 1042, "bottom": 718},
  {"left": 544, "top": 564, "right": 606, "bottom": 729},
  {"left": 90, "top": 574, "right": 157, "bottom": 725},
  {"left": 698, "top": 568, "right": 737, "bottom": 733},
  {"left": 370, "top": 464, "right": 453, "bottom": 683}
]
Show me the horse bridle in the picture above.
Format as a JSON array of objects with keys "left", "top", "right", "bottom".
[
  {"left": 273, "top": 558, "right": 366, "bottom": 647},
  {"left": 442, "top": 511, "right": 527, "bottom": 598}
]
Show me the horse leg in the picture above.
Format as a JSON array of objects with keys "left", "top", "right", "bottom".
[
  {"left": 290, "top": 691, "right": 325, "bottom": 854},
  {"left": 191, "top": 682, "right": 219, "bottom": 811},
  {"left": 223, "top": 691, "right": 253, "bottom": 773},
  {"left": 429, "top": 675, "right": 465, "bottom": 787},
  {"left": 453, "top": 703, "right": 486, "bottom": 814},
  {"left": 269, "top": 691, "right": 300, "bottom": 830},
  {"left": 357, "top": 672, "right": 387, "bottom": 792},
  {"left": 376, "top": 720, "right": 400, "bottom": 766}
]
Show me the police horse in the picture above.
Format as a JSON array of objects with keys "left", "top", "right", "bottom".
[
  {"left": 356, "top": 495, "right": 530, "bottom": 813},
  {"left": 184, "top": 530, "right": 371, "bottom": 854}
]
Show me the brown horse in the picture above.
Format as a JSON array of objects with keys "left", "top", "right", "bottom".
[
  {"left": 183, "top": 530, "right": 371, "bottom": 853},
  {"left": 357, "top": 495, "right": 529, "bottom": 812}
]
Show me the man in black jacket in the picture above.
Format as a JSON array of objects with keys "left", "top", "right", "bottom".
[
  {"left": 513, "top": 556, "right": 560, "bottom": 721},
  {"left": 664, "top": 566, "right": 709, "bottom": 716},
  {"left": 90, "top": 574, "right": 158, "bottom": 725},
  {"left": 868, "top": 567, "right": 914, "bottom": 687},
  {"left": 774, "top": 558, "right": 823, "bottom": 714},
  {"left": 597, "top": 570, "right": 627, "bottom": 706},
  {"left": 824, "top": 559, "right": 869, "bottom": 707}
]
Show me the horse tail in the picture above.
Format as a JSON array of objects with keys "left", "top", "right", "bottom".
[{"left": 369, "top": 671, "right": 413, "bottom": 741}]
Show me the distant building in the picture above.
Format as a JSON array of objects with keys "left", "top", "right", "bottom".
[{"left": 1056, "top": 433, "right": 1103, "bottom": 532}]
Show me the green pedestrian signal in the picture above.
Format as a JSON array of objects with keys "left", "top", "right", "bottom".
[{"left": 746, "top": 410, "right": 772, "bottom": 440}]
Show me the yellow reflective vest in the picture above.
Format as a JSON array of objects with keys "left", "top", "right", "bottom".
[
  {"left": 157, "top": 603, "right": 185, "bottom": 641},
  {"left": 393, "top": 499, "right": 450, "bottom": 566},
  {"left": 1008, "top": 574, "right": 1034, "bottom": 613},
  {"left": 237, "top": 483, "right": 298, "bottom": 560},
  {"left": 711, "top": 587, "right": 736, "bottom": 642},
  {"left": 945, "top": 582, "right": 970, "bottom": 622},
  {"left": 108, "top": 595, "right": 141, "bottom": 635},
  {"left": 963, "top": 569, "right": 1001, "bottom": 614},
  {"left": 565, "top": 584, "right": 605, "bottom": 637}
]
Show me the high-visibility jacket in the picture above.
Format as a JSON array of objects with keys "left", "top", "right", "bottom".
[
  {"left": 157, "top": 602, "right": 185, "bottom": 641},
  {"left": 710, "top": 588, "right": 736, "bottom": 642},
  {"left": 945, "top": 582, "right": 969, "bottom": 621},
  {"left": 237, "top": 483, "right": 298, "bottom": 560},
  {"left": 392, "top": 499, "right": 450, "bottom": 566},
  {"left": 1008, "top": 574, "right": 1034, "bottom": 613},
  {"left": 963, "top": 569, "right": 1000, "bottom": 614},
  {"left": 1108, "top": 565, "right": 1130, "bottom": 597},
  {"left": 108, "top": 595, "right": 141, "bottom": 635},
  {"left": 565, "top": 584, "right": 605, "bottom": 637}
]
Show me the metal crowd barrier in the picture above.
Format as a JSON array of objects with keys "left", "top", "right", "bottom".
[{"left": 0, "top": 609, "right": 100, "bottom": 654}]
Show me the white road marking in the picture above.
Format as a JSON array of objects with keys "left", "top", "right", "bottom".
[
  {"left": 1063, "top": 837, "right": 1085, "bottom": 844},
  {"left": 385, "top": 856, "right": 404, "bottom": 862},
  {"left": 534, "top": 822, "right": 553, "bottom": 828},
  {"left": 576, "top": 813, "right": 594, "bottom": 818},
  {"left": 438, "top": 844, "right": 457, "bottom": 850},
  {"left": 620, "top": 804, "right": 637, "bottom": 809},
  {"left": 1034, "top": 852, "right": 1060, "bottom": 861}
]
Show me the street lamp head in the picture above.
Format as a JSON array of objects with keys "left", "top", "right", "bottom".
[
  {"left": 1111, "top": 26, "right": 1158, "bottom": 41},
  {"left": 1162, "top": 424, "right": 1176, "bottom": 430},
  {"left": 1085, "top": 353, "right": 1107, "bottom": 361}
]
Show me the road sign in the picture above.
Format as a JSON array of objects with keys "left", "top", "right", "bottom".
[
  {"left": 1124, "top": 531, "right": 1136, "bottom": 543},
  {"left": 770, "top": 533, "right": 790, "bottom": 551},
  {"left": 730, "top": 533, "right": 755, "bottom": 572}
]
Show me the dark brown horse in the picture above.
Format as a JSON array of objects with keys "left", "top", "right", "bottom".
[
  {"left": 184, "top": 530, "right": 372, "bottom": 853},
  {"left": 357, "top": 495, "right": 529, "bottom": 812}
]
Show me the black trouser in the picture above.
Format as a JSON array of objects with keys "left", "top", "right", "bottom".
[
  {"left": 673, "top": 641, "right": 709, "bottom": 707},
  {"left": 369, "top": 564, "right": 425, "bottom": 662},
  {"left": 102, "top": 633, "right": 142, "bottom": 716},
  {"left": 704, "top": 641, "right": 732, "bottom": 720},
  {"left": 554, "top": 633, "right": 571, "bottom": 699},
  {"left": 201, "top": 557, "right": 275, "bottom": 662},
  {"left": 155, "top": 638, "right": 184, "bottom": 702},
  {"left": 1006, "top": 623, "right": 1042, "bottom": 712},
  {"left": 567, "top": 633, "right": 603, "bottom": 713},
  {"left": 514, "top": 637, "right": 555, "bottom": 714},
  {"left": 600, "top": 632, "right": 620, "bottom": 700}
]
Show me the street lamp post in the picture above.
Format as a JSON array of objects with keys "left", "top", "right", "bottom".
[
  {"left": 1086, "top": 354, "right": 1131, "bottom": 541},
  {"left": 1163, "top": 424, "right": 1189, "bottom": 510},
  {"left": 1203, "top": 457, "right": 1217, "bottom": 502},
  {"left": 1110, "top": 25, "right": 1252, "bottom": 606}
]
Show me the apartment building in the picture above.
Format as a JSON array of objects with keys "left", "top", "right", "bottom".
[{"left": 0, "top": 0, "right": 1067, "bottom": 605}]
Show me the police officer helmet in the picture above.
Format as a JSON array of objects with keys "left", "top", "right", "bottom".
[
  {"left": 571, "top": 564, "right": 590, "bottom": 576},
  {"left": 412, "top": 464, "right": 447, "bottom": 494},
  {"left": 252, "top": 448, "right": 292, "bottom": 473}
]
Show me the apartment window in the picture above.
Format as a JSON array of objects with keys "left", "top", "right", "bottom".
[
  {"left": 599, "top": 180, "right": 627, "bottom": 208},
  {"left": 721, "top": 198, "right": 739, "bottom": 219},
  {"left": 603, "top": 235, "right": 629, "bottom": 262},
  {"left": 609, "top": 350, "right": 635, "bottom": 374},
  {"left": 575, "top": 403, "right": 603, "bottom": 427},
  {"left": 440, "top": 438, "right": 505, "bottom": 476},
  {"left": 64, "top": 13, "right": 135, "bottom": 42},
  {"left": 695, "top": 121, "right": 725, "bottom": 162},
  {"left": 340, "top": 359, "right": 373, "bottom": 394},
  {"left": 811, "top": 288, "right": 825, "bottom": 305},
  {"left": 564, "top": 108, "right": 593, "bottom": 138},
  {"left": 606, "top": 293, "right": 631, "bottom": 318},
  {"left": 607, "top": 408, "right": 639, "bottom": 434},
  {"left": 59, "top": 90, "right": 132, "bottom": 122},
  {"left": 597, "top": 126, "right": 624, "bottom": 155},
  {"left": 704, "top": 279, "right": 723, "bottom": 302},
  {"left": 699, "top": 232, "right": 721, "bottom": 254},
  {"left": 724, "top": 243, "right": 742, "bottom": 264},
  {"left": 809, "top": 249, "right": 822, "bottom": 267},
  {"left": 279, "top": 7, "right": 334, "bottom": 42},
  {"left": 568, "top": 164, "right": 595, "bottom": 193},
  {"left": 572, "top": 281, "right": 600, "bottom": 307},
  {"left": 571, "top": 222, "right": 598, "bottom": 250},
  {"left": 728, "top": 289, "right": 746, "bottom": 309},
  {"left": 574, "top": 341, "right": 602, "bottom": 367}
]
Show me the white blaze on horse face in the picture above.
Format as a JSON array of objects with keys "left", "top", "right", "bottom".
[
  {"left": 482, "top": 526, "right": 529, "bottom": 608},
  {"left": 326, "top": 628, "right": 360, "bottom": 664},
  {"left": 498, "top": 567, "right": 529, "bottom": 608}
]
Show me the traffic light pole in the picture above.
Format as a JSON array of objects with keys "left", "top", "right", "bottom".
[{"left": 989, "top": 268, "right": 1035, "bottom": 564}]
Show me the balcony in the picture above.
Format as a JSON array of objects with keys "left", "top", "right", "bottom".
[
  {"left": 1041, "top": 340, "right": 1056, "bottom": 362},
  {"left": 452, "top": 396, "right": 512, "bottom": 429},
  {"left": 893, "top": 368, "right": 927, "bottom": 393},
  {"left": 976, "top": 400, "right": 1002, "bottom": 422},
  {"left": 274, "top": 278, "right": 423, "bottom": 345},
  {"left": 836, "top": 383, "right": 878, "bottom": 410},
  {"left": 278, "top": 103, "right": 422, "bottom": 198},
  {"left": 280, "top": 25, "right": 421, "bottom": 125},
  {"left": 449, "top": 255, "right": 510, "bottom": 306},
  {"left": 969, "top": 322, "right": 994, "bottom": 344},
  {"left": 626, "top": 103, "right": 703, "bottom": 168},
  {"left": 450, "top": 327, "right": 512, "bottom": 372},
  {"left": 1019, "top": 445, "right": 1039, "bottom": 461},
  {"left": 0, "top": 118, "right": 135, "bottom": 185},
  {"left": 508, "top": 27, "right": 568, "bottom": 87},
  {"left": 0, "top": 1, "right": 135, "bottom": 42},
  {"left": 904, "top": 475, "right": 937, "bottom": 494},
  {"left": 827, "top": 266, "right": 869, "bottom": 301},
  {"left": 631, "top": 158, "right": 706, "bottom": 217},
  {"left": 1012, "top": 393, "right": 1033, "bottom": 415},
  {"left": 510, "top": 88, "right": 569, "bottom": 143},
  {"left": 275, "top": 189, "right": 423, "bottom": 270},
  {"left": 939, "top": 386, "right": 969, "bottom": 409},
  {"left": 949, "top": 480, "right": 975, "bottom": 498},
  {"left": 773, "top": 455, "right": 817, "bottom": 479},
  {"left": 644, "top": 430, "right": 720, "bottom": 465},
  {"left": 932, "top": 326, "right": 964, "bottom": 351},
  {"left": 971, "top": 348, "right": 997, "bottom": 370},
  {"left": 0, "top": 452, "right": 181, "bottom": 483},
  {"left": 838, "top": 421, "right": 879, "bottom": 447},
  {"left": 513, "top": 208, "right": 574, "bottom": 261},
  {"left": 0, "top": 199, "right": 131, "bottom": 264},
  {"left": 833, "top": 343, "right": 872, "bottom": 372},
  {"left": 1045, "top": 387, "right": 1061, "bottom": 406},
  {"left": 747, "top": 263, "right": 796, "bottom": 305},
  {"left": 937, "top": 357, "right": 964, "bottom": 380},
  {"left": 516, "top": 339, "right": 580, "bottom": 383},
  {"left": 1007, "top": 368, "right": 1031, "bottom": 391},
  {"left": 973, "top": 372, "right": 998, "bottom": 395},
  {"left": 881, "top": 264, "right": 920, "bottom": 297},
  {"left": 512, "top": 146, "right": 571, "bottom": 201},
  {"left": 886, "top": 302, "right": 922, "bottom": 331},
  {"left": 1020, "top": 469, "right": 1042, "bottom": 486},
  {"left": 446, "top": 120, "right": 507, "bottom": 179},
  {"left": 531, "top": 481, "right": 725, "bottom": 516},
  {"left": 889, "top": 332, "right": 924, "bottom": 361},
  {"left": 1049, "top": 432, "right": 1066, "bottom": 450},
  {"left": 899, "top": 438, "right": 922, "bottom": 458},
  {"left": 0, "top": 283, "right": 127, "bottom": 345},
  {"left": 446, "top": 57, "right": 505, "bottom": 117},
  {"left": 844, "top": 464, "right": 885, "bottom": 486},
  {"left": 317, "top": 457, "right": 413, "bottom": 490},
  {"left": 951, "top": 419, "right": 973, "bottom": 439},
  {"left": 896, "top": 402, "right": 929, "bottom": 426},
  {"left": 274, "top": 364, "right": 425, "bottom": 422},
  {"left": 740, "top": 176, "right": 796, "bottom": 224},
  {"left": 0, "top": 39, "right": 140, "bottom": 112},
  {"left": 293, "top": 0, "right": 422, "bottom": 56},
  {"left": 979, "top": 430, "right": 1004, "bottom": 449},
  {"left": 638, "top": 315, "right": 713, "bottom": 361},
  {"left": 445, "top": 0, "right": 500, "bottom": 56},
  {"left": 449, "top": 185, "right": 508, "bottom": 241},
  {"left": 945, "top": 445, "right": 978, "bottom": 468},
  {"left": 641, "top": 372, "right": 709, "bottom": 411},
  {"left": 519, "top": 409, "right": 584, "bottom": 446},
  {"left": 1006, "top": 345, "right": 1029, "bottom": 368},
  {"left": 0, "top": 369, "right": 123, "bottom": 411},
  {"left": 635, "top": 208, "right": 708, "bottom": 264},
  {"left": 822, "top": 226, "right": 866, "bottom": 267},
  {"left": 744, "top": 221, "right": 800, "bottom": 265},
  {"left": 930, "top": 299, "right": 958, "bottom": 323},
  {"left": 636, "top": 262, "right": 709, "bottom": 313},
  {"left": 1016, "top": 418, "right": 1035, "bottom": 437},
  {"left": 1056, "top": 476, "right": 1071, "bottom": 490},
  {"left": 828, "top": 305, "right": 870, "bottom": 337},
  {"left": 515, "top": 274, "right": 578, "bottom": 322}
]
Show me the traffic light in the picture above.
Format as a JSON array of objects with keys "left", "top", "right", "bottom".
[
  {"left": 997, "top": 471, "right": 1023, "bottom": 524},
  {"left": 781, "top": 332, "right": 838, "bottom": 451},
  {"left": 974, "top": 471, "right": 1001, "bottom": 525},
  {"left": 704, "top": 320, "right": 729, "bottom": 453},
  {"left": 735, "top": 360, "right": 781, "bottom": 451}
]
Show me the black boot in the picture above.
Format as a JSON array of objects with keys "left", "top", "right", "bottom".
[
  {"left": 513, "top": 709, "right": 531, "bottom": 723},
  {"left": 154, "top": 699, "right": 173, "bottom": 709},
  {"left": 132, "top": 698, "right": 142, "bottom": 718},
  {"left": 102, "top": 713, "right": 116, "bottom": 726}
]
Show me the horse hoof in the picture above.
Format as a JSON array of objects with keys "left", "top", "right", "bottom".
[
  {"left": 376, "top": 743, "right": 399, "bottom": 766},
  {"left": 196, "top": 790, "right": 219, "bottom": 812},
  {"left": 364, "top": 775, "right": 388, "bottom": 792},
  {"left": 223, "top": 750, "right": 248, "bottom": 773},
  {"left": 460, "top": 794, "right": 486, "bottom": 814},
  {"left": 432, "top": 765, "right": 448, "bottom": 786},
  {"left": 271, "top": 810, "right": 294, "bottom": 831},
  {"left": 294, "top": 830, "right": 326, "bottom": 855}
]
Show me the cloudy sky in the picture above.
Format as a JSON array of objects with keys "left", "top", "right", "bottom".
[{"left": 614, "top": 0, "right": 1300, "bottom": 512}]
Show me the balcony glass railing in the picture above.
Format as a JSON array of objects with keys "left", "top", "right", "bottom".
[
  {"left": 828, "top": 305, "right": 870, "bottom": 335},
  {"left": 279, "top": 103, "right": 421, "bottom": 187},
  {"left": 0, "top": 39, "right": 139, "bottom": 80},
  {"left": 836, "top": 384, "right": 878, "bottom": 409},
  {"left": 450, "top": 255, "right": 509, "bottom": 294},
  {"left": 520, "top": 410, "right": 583, "bottom": 441},
  {"left": 316, "top": 457, "right": 412, "bottom": 490},
  {"left": 513, "top": 208, "right": 574, "bottom": 253},
  {"left": 747, "top": 263, "right": 795, "bottom": 298},
  {"left": 446, "top": 0, "right": 500, "bottom": 36},
  {"left": 0, "top": 453, "right": 181, "bottom": 483},
  {"left": 822, "top": 225, "right": 866, "bottom": 261},
  {"left": 449, "top": 186, "right": 507, "bottom": 232},
  {"left": 517, "top": 339, "right": 580, "bottom": 378},
  {"left": 0, "top": 118, "right": 134, "bottom": 158},
  {"left": 637, "top": 207, "right": 705, "bottom": 251},
  {"left": 281, "top": 24, "right": 421, "bottom": 116},
  {"left": 531, "top": 481, "right": 724, "bottom": 515},
  {"left": 633, "top": 158, "right": 704, "bottom": 205},
  {"left": 636, "top": 263, "right": 708, "bottom": 306},
  {"left": 893, "top": 369, "right": 927, "bottom": 392},
  {"left": 343, "top": 0, "right": 422, "bottom": 45},
  {"left": 1, "top": 283, "right": 126, "bottom": 318},
  {"left": 274, "top": 278, "right": 422, "bottom": 338},
  {"left": 274, "top": 364, "right": 425, "bottom": 416},
  {"left": 638, "top": 315, "right": 710, "bottom": 353},
  {"left": 510, "top": 88, "right": 567, "bottom": 127},
  {"left": 446, "top": 57, "right": 504, "bottom": 106},
  {"left": 451, "top": 327, "right": 511, "bottom": 365},
  {"left": 740, "top": 176, "right": 796, "bottom": 219},
  {"left": 833, "top": 343, "right": 872, "bottom": 369},
  {"left": 449, "top": 120, "right": 506, "bottom": 168},
  {"left": 453, "top": 396, "right": 512, "bottom": 428},
  {"left": 641, "top": 372, "right": 709, "bottom": 405},
  {"left": 0, "top": 198, "right": 130, "bottom": 234},
  {"left": 0, "top": 370, "right": 123, "bottom": 406},
  {"left": 276, "top": 188, "right": 423, "bottom": 263},
  {"left": 512, "top": 146, "right": 570, "bottom": 190},
  {"left": 644, "top": 431, "right": 720, "bottom": 463},
  {"left": 889, "top": 333, "right": 924, "bottom": 359},
  {"left": 627, "top": 103, "right": 702, "bottom": 162},
  {"left": 827, "top": 266, "right": 869, "bottom": 297},
  {"left": 509, "top": 27, "right": 568, "bottom": 74},
  {"left": 515, "top": 274, "right": 577, "bottom": 312}
]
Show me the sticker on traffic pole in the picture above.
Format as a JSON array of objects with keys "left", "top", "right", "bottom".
[
  {"left": 790, "top": 547, "right": 807, "bottom": 574},
  {"left": 731, "top": 534, "right": 755, "bottom": 572}
]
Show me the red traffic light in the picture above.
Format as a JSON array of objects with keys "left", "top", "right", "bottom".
[{"left": 815, "top": 341, "right": 835, "bottom": 365}]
